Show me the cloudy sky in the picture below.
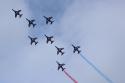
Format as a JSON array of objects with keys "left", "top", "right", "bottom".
[{"left": 0, "top": 0, "right": 125, "bottom": 83}]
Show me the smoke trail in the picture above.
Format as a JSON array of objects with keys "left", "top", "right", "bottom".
[
  {"left": 79, "top": 53, "right": 113, "bottom": 83},
  {"left": 63, "top": 70, "right": 78, "bottom": 83}
]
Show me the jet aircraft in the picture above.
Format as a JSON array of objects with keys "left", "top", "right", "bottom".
[
  {"left": 26, "top": 18, "right": 36, "bottom": 28},
  {"left": 12, "top": 9, "right": 23, "bottom": 18},
  {"left": 55, "top": 46, "right": 64, "bottom": 55},
  {"left": 72, "top": 44, "right": 81, "bottom": 54},
  {"left": 44, "top": 35, "right": 54, "bottom": 44},
  {"left": 56, "top": 61, "right": 65, "bottom": 71},
  {"left": 28, "top": 36, "right": 38, "bottom": 45},
  {"left": 43, "top": 16, "right": 54, "bottom": 24}
]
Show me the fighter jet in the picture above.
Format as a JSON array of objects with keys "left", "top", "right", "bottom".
[
  {"left": 55, "top": 46, "right": 64, "bottom": 55},
  {"left": 26, "top": 18, "right": 36, "bottom": 28},
  {"left": 56, "top": 61, "right": 65, "bottom": 71},
  {"left": 28, "top": 36, "right": 38, "bottom": 45},
  {"left": 12, "top": 9, "right": 23, "bottom": 18},
  {"left": 43, "top": 16, "right": 54, "bottom": 24},
  {"left": 72, "top": 44, "right": 81, "bottom": 54},
  {"left": 44, "top": 35, "right": 54, "bottom": 44}
]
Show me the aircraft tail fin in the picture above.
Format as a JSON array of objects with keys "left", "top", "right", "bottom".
[
  {"left": 61, "top": 52, "right": 64, "bottom": 55},
  {"left": 19, "top": 14, "right": 23, "bottom": 18},
  {"left": 51, "top": 41, "right": 54, "bottom": 44},
  {"left": 73, "top": 50, "right": 75, "bottom": 53},
  {"left": 35, "top": 42, "right": 38, "bottom": 45},
  {"left": 78, "top": 50, "right": 81, "bottom": 54},
  {"left": 62, "top": 68, "right": 66, "bottom": 71},
  {"left": 51, "top": 21, "right": 54, "bottom": 24},
  {"left": 30, "top": 42, "right": 33, "bottom": 45},
  {"left": 33, "top": 24, "right": 36, "bottom": 27},
  {"left": 46, "top": 40, "right": 49, "bottom": 44}
]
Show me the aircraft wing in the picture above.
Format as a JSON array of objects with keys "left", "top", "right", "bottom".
[
  {"left": 49, "top": 16, "right": 53, "bottom": 19},
  {"left": 26, "top": 18, "right": 30, "bottom": 22},
  {"left": 61, "top": 48, "right": 64, "bottom": 50},
  {"left": 18, "top": 10, "right": 21, "bottom": 12},
  {"left": 57, "top": 51, "right": 59, "bottom": 55},
  {"left": 32, "top": 19, "right": 35, "bottom": 22},
  {"left": 12, "top": 9, "right": 15, "bottom": 12},
  {"left": 28, "top": 23, "right": 31, "bottom": 27},
  {"left": 77, "top": 46, "right": 80, "bottom": 48},
  {"left": 34, "top": 37, "right": 37, "bottom": 40},
  {"left": 58, "top": 66, "right": 60, "bottom": 70},
  {"left": 46, "top": 20, "right": 48, "bottom": 24},
  {"left": 46, "top": 40, "right": 49, "bottom": 43},
  {"left": 15, "top": 14, "right": 17, "bottom": 18},
  {"left": 43, "top": 16, "right": 47, "bottom": 19},
  {"left": 62, "top": 64, "right": 65, "bottom": 66},
  {"left": 28, "top": 36, "right": 31, "bottom": 39},
  {"left": 55, "top": 46, "right": 58, "bottom": 49},
  {"left": 44, "top": 35, "right": 47, "bottom": 38},
  {"left": 31, "top": 41, "right": 33, "bottom": 45},
  {"left": 50, "top": 36, "right": 53, "bottom": 38},
  {"left": 73, "top": 50, "right": 75, "bottom": 53},
  {"left": 72, "top": 44, "right": 75, "bottom": 47}
]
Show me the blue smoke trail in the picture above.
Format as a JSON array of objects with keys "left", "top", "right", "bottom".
[{"left": 79, "top": 53, "right": 113, "bottom": 83}]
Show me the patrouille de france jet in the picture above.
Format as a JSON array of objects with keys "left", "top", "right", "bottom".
[
  {"left": 43, "top": 16, "right": 54, "bottom": 24},
  {"left": 55, "top": 46, "right": 64, "bottom": 55},
  {"left": 28, "top": 36, "right": 38, "bottom": 45},
  {"left": 56, "top": 61, "right": 66, "bottom": 71},
  {"left": 44, "top": 34, "right": 54, "bottom": 44},
  {"left": 26, "top": 18, "right": 36, "bottom": 28},
  {"left": 12, "top": 9, "right": 23, "bottom": 18},
  {"left": 72, "top": 44, "right": 81, "bottom": 54}
]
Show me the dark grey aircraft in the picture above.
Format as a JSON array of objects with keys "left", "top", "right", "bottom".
[
  {"left": 44, "top": 35, "right": 54, "bottom": 44},
  {"left": 72, "top": 44, "right": 81, "bottom": 54},
  {"left": 55, "top": 46, "right": 64, "bottom": 55},
  {"left": 56, "top": 61, "right": 65, "bottom": 71},
  {"left": 26, "top": 18, "right": 36, "bottom": 28},
  {"left": 43, "top": 16, "right": 54, "bottom": 24},
  {"left": 12, "top": 9, "right": 23, "bottom": 18},
  {"left": 28, "top": 36, "right": 38, "bottom": 45}
]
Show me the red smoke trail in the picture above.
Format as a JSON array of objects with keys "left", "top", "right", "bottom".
[{"left": 63, "top": 70, "right": 78, "bottom": 83}]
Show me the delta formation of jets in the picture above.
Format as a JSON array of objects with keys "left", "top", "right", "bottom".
[{"left": 12, "top": 9, "right": 81, "bottom": 71}]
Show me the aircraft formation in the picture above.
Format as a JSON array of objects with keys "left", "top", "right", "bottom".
[{"left": 12, "top": 9, "right": 81, "bottom": 72}]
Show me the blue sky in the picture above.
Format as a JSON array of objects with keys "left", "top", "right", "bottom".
[{"left": 0, "top": 0, "right": 125, "bottom": 83}]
